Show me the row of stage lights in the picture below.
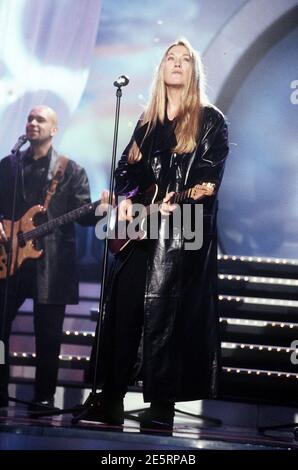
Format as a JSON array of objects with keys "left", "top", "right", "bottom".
[
  {"left": 13, "top": 319, "right": 298, "bottom": 337},
  {"left": 221, "top": 342, "right": 296, "bottom": 353},
  {"left": 11, "top": 352, "right": 298, "bottom": 380},
  {"left": 12, "top": 352, "right": 90, "bottom": 362},
  {"left": 224, "top": 367, "right": 298, "bottom": 379},
  {"left": 65, "top": 331, "right": 95, "bottom": 337},
  {"left": 218, "top": 255, "right": 298, "bottom": 265},
  {"left": 12, "top": 340, "right": 296, "bottom": 359},
  {"left": 219, "top": 274, "right": 298, "bottom": 286},
  {"left": 220, "top": 317, "right": 298, "bottom": 329},
  {"left": 219, "top": 294, "right": 298, "bottom": 307}
]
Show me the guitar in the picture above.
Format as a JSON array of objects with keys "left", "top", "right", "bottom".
[
  {"left": 0, "top": 200, "right": 100, "bottom": 279},
  {"left": 109, "top": 182, "right": 215, "bottom": 254}
]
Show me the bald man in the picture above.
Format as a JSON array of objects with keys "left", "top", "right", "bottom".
[
  {"left": 26, "top": 105, "right": 58, "bottom": 151},
  {"left": 0, "top": 105, "right": 100, "bottom": 412}
]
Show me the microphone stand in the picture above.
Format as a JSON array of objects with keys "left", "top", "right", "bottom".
[
  {"left": 1, "top": 144, "right": 25, "bottom": 405},
  {"left": 71, "top": 83, "right": 126, "bottom": 424}
]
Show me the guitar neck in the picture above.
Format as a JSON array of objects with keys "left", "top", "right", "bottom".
[
  {"left": 159, "top": 187, "right": 194, "bottom": 205},
  {"left": 23, "top": 200, "right": 100, "bottom": 242},
  {"left": 147, "top": 187, "right": 197, "bottom": 216}
]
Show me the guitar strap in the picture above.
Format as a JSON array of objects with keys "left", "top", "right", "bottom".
[{"left": 43, "top": 155, "right": 69, "bottom": 210}]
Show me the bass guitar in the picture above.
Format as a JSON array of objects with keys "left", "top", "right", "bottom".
[{"left": 0, "top": 200, "right": 100, "bottom": 279}]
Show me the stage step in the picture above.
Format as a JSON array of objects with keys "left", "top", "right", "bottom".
[
  {"left": 218, "top": 296, "right": 298, "bottom": 321},
  {"left": 218, "top": 255, "right": 298, "bottom": 279},
  {"left": 218, "top": 274, "right": 298, "bottom": 300},
  {"left": 220, "top": 317, "right": 298, "bottom": 346}
]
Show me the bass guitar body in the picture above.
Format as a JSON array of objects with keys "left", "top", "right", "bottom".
[{"left": 0, "top": 205, "right": 44, "bottom": 279}]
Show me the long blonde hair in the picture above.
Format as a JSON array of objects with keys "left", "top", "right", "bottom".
[{"left": 128, "top": 38, "right": 208, "bottom": 163}]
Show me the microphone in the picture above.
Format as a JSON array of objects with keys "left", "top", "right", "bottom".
[
  {"left": 113, "top": 75, "right": 130, "bottom": 87},
  {"left": 11, "top": 135, "right": 28, "bottom": 154}
]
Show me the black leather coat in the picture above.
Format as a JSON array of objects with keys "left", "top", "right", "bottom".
[
  {"left": 0, "top": 148, "right": 93, "bottom": 304},
  {"left": 95, "top": 105, "right": 229, "bottom": 402}
]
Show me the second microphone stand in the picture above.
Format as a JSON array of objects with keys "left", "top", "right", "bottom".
[{"left": 1, "top": 142, "right": 29, "bottom": 409}]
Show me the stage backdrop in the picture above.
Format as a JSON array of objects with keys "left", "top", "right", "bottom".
[{"left": 0, "top": 0, "right": 297, "bottom": 281}]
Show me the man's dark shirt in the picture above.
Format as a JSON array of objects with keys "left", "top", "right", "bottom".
[{"left": 21, "top": 147, "right": 51, "bottom": 212}]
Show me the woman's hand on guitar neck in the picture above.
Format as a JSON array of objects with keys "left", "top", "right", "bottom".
[
  {"left": 0, "top": 222, "right": 7, "bottom": 243},
  {"left": 160, "top": 192, "right": 178, "bottom": 216}
]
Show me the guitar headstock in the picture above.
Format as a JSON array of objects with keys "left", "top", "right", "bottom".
[{"left": 190, "top": 182, "right": 216, "bottom": 199}]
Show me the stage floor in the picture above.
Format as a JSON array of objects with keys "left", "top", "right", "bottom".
[{"left": 0, "top": 396, "right": 297, "bottom": 451}]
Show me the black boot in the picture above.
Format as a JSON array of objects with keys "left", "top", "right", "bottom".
[
  {"left": 139, "top": 401, "right": 175, "bottom": 434},
  {"left": 75, "top": 393, "right": 124, "bottom": 426}
]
